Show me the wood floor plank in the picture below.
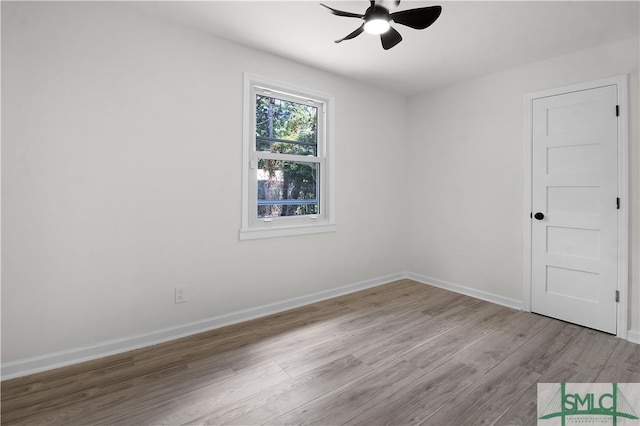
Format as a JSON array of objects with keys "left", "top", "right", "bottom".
[
  {"left": 345, "top": 359, "right": 480, "bottom": 426},
  {"left": 265, "top": 358, "right": 432, "bottom": 426},
  {"left": 419, "top": 364, "right": 541, "bottom": 426},
  {"left": 400, "top": 304, "right": 516, "bottom": 372},
  {"left": 343, "top": 295, "right": 488, "bottom": 373},
  {"left": 453, "top": 312, "right": 551, "bottom": 374},
  {"left": 554, "top": 327, "right": 618, "bottom": 377},
  {"left": 607, "top": 339, "right": 640, "bottom": 370},
  {"left": 1, "top": 280, "right": 632, "bottom": 426},
  {"left": 321, "top": 279, "right": 425, "bottom": 311},
  {"left": 215, "top": 285, "right": 436, "bottom": 374},
  {"left": 105, "top": 362, "right": 290, "bottom": 425},
  {"left": 346, "top": 310, "right": 447, "bottom": 369},
  {"left": 2, "top": 356, "right": 235, "bottom": 425},
  {"left": 497, "top": 320, "right": 583, "bottom": 374},
  {"left": 273, "top": 307, "right": 430, "bottom": 377},
  {"left": 0, "top": 354, "right": 136, "bottom": 407},
  {"left": 493, "top": 361, "right": 595, "bottom": 426},
  {"left": 0, "top": 355, "right": 186, "bottom": 422},
  {"left": 595, "top": 359, "right": 640, "bottom": 382},
  {"left": 222, "top": 302, "right": 419, "bottom": 373},
  {"left": 189, "top": 354, "right": 371, "bottom": 425},
  {"left": 453, "top": 329, "right": 528, "bottom": 374},
  {"left": 175, "top": 306, "right": 354, "bottom": 373}
]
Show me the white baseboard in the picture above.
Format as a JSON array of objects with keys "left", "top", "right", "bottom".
[
  {"left": 1, "top": 272, "right": 405, "bottom": 381},
  {"left": 3, "top": 271, "right": 635, "bottom": 380},
  {"left": 627, "top": 329, "right": 640, "bottom": 344},
  {"left": 405, "top": 272, "right": 524, "bottom": 311},
  {"left": 408, "top": 273, "right": 640, "bottom": 345}
]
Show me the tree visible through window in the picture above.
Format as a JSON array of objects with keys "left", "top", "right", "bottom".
[{"left": 255, "top": 94, "right": 319, "bottom": 218}]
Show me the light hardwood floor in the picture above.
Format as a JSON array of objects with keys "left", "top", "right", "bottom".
[{"left": 2, "top": 279, "right": 639, "bottom": 425}]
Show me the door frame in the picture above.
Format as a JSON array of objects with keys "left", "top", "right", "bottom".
[{"left": 522, "top": 75, "right": 629, "bottom": 339}]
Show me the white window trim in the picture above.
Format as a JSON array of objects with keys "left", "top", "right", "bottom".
[{"left": 240, "top": 73, "right": 336, "bottom": 240}]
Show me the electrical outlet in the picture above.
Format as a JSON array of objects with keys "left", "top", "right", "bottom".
[{"left": 175, "top": 286, "right": 187, "bottom": 304}]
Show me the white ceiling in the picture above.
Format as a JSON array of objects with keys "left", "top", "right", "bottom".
[{"left": 138, "top": 1, "right": 639, "bottom": 95}]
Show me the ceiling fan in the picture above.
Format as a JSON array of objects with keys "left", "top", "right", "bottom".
[{"left": 320, "top": 1, "right": 442, "bottom": 50}]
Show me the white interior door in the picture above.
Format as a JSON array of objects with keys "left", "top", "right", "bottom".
[{"left": 531, "top": 84, "right": 619, "bottom": 334}]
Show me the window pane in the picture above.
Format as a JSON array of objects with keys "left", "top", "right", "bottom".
[
  {"left": 257, "top": 160, "right": 319, "bottom": 218},
  {"left": 255, "top": 94, "right": 317, "bottom": 156}
]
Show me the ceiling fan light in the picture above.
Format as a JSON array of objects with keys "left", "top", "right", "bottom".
[{"left": 364, "top": 18, "right": 390, "bottom": 34}]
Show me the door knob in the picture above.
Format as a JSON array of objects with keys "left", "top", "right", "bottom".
[{"left": 534, "top": 212, "right": 545, "bottom": 220}]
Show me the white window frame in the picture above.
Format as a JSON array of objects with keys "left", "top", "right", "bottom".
[{"left": 240, "top": 73, "right": 336, "bottom": 240}]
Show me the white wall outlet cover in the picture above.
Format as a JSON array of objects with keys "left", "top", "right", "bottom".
[{"left": 175, "top": 286, "right": 187, "bottom": 304}]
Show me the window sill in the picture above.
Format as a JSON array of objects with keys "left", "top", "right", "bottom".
[{"left": 239, "top": 222, "right": 336, "bottom": 240}]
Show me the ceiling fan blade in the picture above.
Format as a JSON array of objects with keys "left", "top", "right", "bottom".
[
  {"left": 335, "top": 24, "right": 365, "bottom": 43},
  {"left": 390, "top": 5, "right": 442, "bottom": 30},
  {"left": 380, "top": 26, "right": 402, "bottom": 50},
  {"left": 320, "top": 3, "right": 364, "bottom": 19}
]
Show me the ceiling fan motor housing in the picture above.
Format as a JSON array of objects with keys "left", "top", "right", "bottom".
[{"left": 365, "top": 4, "right": 391, "bottom": 22}]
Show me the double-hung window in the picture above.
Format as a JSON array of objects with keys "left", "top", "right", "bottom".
[{"left": 240, "top": 73, "right": 335, "bottom": 240}]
